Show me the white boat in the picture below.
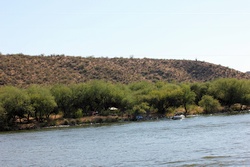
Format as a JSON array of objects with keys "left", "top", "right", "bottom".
[{"left": 172, "top": 114, "right": 185, "bottom": 120}]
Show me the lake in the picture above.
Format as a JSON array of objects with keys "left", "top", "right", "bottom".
[{"left": 1, "top": 114, "right": 250, "bottom": 167}]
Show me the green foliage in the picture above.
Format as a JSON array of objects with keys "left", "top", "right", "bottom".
[
  {"left": 209, "top": 78, "right": 250, "bottom": 107},
  {"left": 27, "top": 85, "right": 57, "bottom": 121},
  {"left": 74, "top": 109, "right": 83, "bottom": 118},
  {"left": 0, "top": 86, "right": 31, "bottom": 123},
  {"left": 179, "top": 84, "right": 196, "bottom": 115},
  {"left": 199, "top": 95, "right": 221, "bottom": 113},
  {"left": 191, "top": 82, "right": 210, "bottom": 104},
  {"left": 128, "top": 81, "right": 156, "bottom": 105},
  {"left": 0, "top": 77, "right": 249, "bottom": 130},
  {"left": 147, "top": 83, "right": 181, "bottom": 114},
  {"left": 70, "top": 80, "right": 127, "bottom": 116},
  {"left": 51, "top": 84, "right": 73, "bottom": 117},
  {"left": 242, "top": 94, "right": 250, "bottom": 106},
  {"left": 240, "top": 80, "right": 250, "bottom": 106},
  {"left": 147, "top": 83, "right": 195, "bottom": 115},
  {"left": 70, "top": 83, "right": 89, "bottom": 114},
  {"left": 132, "top": 102, "right": 150, "bottom": 115},
  {"left": 128, "top": 81, "right": 155, "bottom": 94},
  {"left": 0, "top": 104, "right": 7, "bottom": 129}
]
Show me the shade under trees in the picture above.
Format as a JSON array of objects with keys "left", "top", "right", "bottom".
[{"left": 0, "top": 78, "right": 249, "bottom": 130}]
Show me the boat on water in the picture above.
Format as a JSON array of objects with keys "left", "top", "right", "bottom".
[{"left": 172, "top": 114, "right": 185, "bottom": 120}]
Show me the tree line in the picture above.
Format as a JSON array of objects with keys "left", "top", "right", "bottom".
[{"left": 0, "top": 78, "right": 250, "bottom": 130}]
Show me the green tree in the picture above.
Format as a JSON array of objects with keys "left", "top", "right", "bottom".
[
  {"left": 51, "top": 84, "right": 73, "bottom": 118},
  {"left": 0, "top": 103, "right": 7, "bottom": 129},
  {"left": 0, "top": 86, "right": 31, "bottom": 124},
  {"left": 70, "top": 83, "right": 89, "bottom": 114},
  {"left": 71, "top": 80, "right": 126, "bottom": 116},
  {"left": 242, "top": 94, "right": 250, "bottom": 105},
  {"left": 27, "top": 85, "right": 57, "bottom": 121},
  {"left": 128, "top": 81, "right": 155, "bottom": 95},
  {"left": 148, "top": 89, "right": 168, "bottom": 114},
  {"left": 131, "top": 102, "right": 150, "bottom": 118},
  {"left": 179, "top": 84, "right": 196, "bottom": 116},
  {"left": 191, "top": 82, "right": 210, "bottom": 104},
  {"left": 128, "top": 81, "right": 156, "bottom": 105},
  {"left": 209, "top": 78, "right": 249, "bottom": 108},
  {"left": 147, "top": 83, "right": 183, "bottom": 114},
  {"left": 199, "top": 95, "right": 221, "bottom": 113}
]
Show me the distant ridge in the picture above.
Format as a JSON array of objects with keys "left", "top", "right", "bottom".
[{"left": 0, "top": 54, "right": 249, "bottom": 86}]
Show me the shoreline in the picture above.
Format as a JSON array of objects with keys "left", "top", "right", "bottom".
[{"left": 1, "top": 110, "right": 250, "bottom": 132}]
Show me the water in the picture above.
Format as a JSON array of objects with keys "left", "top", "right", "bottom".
[{"left": 1, "top": 114, "right": 250, "bottom": 167}]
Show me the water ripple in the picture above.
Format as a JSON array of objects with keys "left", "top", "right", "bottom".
[{"left": 1, "top": 114, "right": 250, "bottom": 166}]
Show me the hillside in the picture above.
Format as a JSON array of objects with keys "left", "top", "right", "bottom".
[{"left": 0, "top": 54, "right": 249, "bottom": 86}]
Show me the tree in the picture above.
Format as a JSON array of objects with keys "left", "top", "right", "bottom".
[
  {"left": 71, "top": 80, "right": 126, "bottom": 116},
  {"left": 0, "top": 103, "right": 7, "bottom": 130},
  {"left": 209, "top": 78, "right": 249, "bottom": 108},
  {"left": 0, "top": 86, "right": 31, "bottom": 124},
  {"left": 70, "top": 83, "right": 89, "bottom": 115},
  {"left": 191, "top": 82, "right": 210, "bottom": 104},
  {"left": 199, "top": 95, "right": 221, "bottom": 113},
  {"left": 131, "top": 102, "right": 150, "bottom": 119},
  {"left": 242, "top": 94, "right": 250, "bottom": 106},
  {"left": 51, "top": 84, "right": 73, "bottom": 118},
  {"left": 128, "top": 81, "right": 156, "bottom": 102},
  {"left": 148, "top": 89, "right": 168, "bottom": 114},
  {"left": 27, "top": 85, "right": 57, "bottom": 121},
  {"left": 92, "top": 81, "right": 126, "bottom": 114},
  {"left": 147, "top": 83, "right": 183, "bottom": 114},
  {"left": 239, "top": 80, "right": 250, "bottom": 108},
  {"left": 179, "top": 84, "right": 196, "bottom": 116}
]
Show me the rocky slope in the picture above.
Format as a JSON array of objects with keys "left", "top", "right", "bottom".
[{"left": 1, "top": 54, "right": 249, "bottom": 86}]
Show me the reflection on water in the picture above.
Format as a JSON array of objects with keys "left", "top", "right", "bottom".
[{"left": 1, "top": 114, "right": 250, "bottom": 166}]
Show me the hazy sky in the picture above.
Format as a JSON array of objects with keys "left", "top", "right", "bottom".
[{"left": 1, "top": 0, "right": 250, "bottom": 72}]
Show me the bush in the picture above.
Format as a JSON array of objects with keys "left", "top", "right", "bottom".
[
  {"left": 106, "top": 117, "right": 118, "bottom": 123},
  {"left": 199, "top": 95, "right": 221, "bottom": 113},
  {"left": 100, "top": 110, "right": 110, "bottom": 116},
  {"left": 70, "top": 119, "right": 76, "bottom": 125},
  {"left": 63, "top": 119, "right": 69, "bottom": 125},
  {"left": 188, "top": 105, "right": 204, "bottom": 115},
  {"left": 93, "top": 117, "right": 103, "bottom": 123},
  {"left": 76, "top": 119, "right": 82, "bottom": 124},
  {"left": 74, "top": 109, "right": 83, "bottom": 118},
  {"left": 230, "top": 103, "right": 242, "bottom": 111}
]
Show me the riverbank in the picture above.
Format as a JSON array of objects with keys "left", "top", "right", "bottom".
[
  {"left": 1, "top": 115, "right": 126, "bottom": 131},
  {"left": 2, "top": 110, "right": 250, "bottom": 131}
]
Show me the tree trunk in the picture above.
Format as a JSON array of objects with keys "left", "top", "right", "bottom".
[
  {"left": 184, "top": 104, "right": 188, "bottom": 117},
  {"left": 27, "top": 113, "right": 30, "bottom": 123},
  {"left": 35, "top": 111, "right": 38, "bottom": 121},
  {"left": 39, "top": 111, "right": 42, "bottom": 122}
]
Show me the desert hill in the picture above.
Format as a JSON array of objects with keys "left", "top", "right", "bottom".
[{"left": 0, "top": 54, "right": 249, "bottom": 86}]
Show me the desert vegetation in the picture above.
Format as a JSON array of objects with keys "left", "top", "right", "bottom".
[
  {"left": 0, "top": 79, "right": 249, "bottom": 131},
  {"left": 1, "top": 54, "right": 250, "bottom": 86}
]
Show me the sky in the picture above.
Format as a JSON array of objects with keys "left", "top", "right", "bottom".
[{"left": 1, "top": 0, "right": 250, "bottom": 72}]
